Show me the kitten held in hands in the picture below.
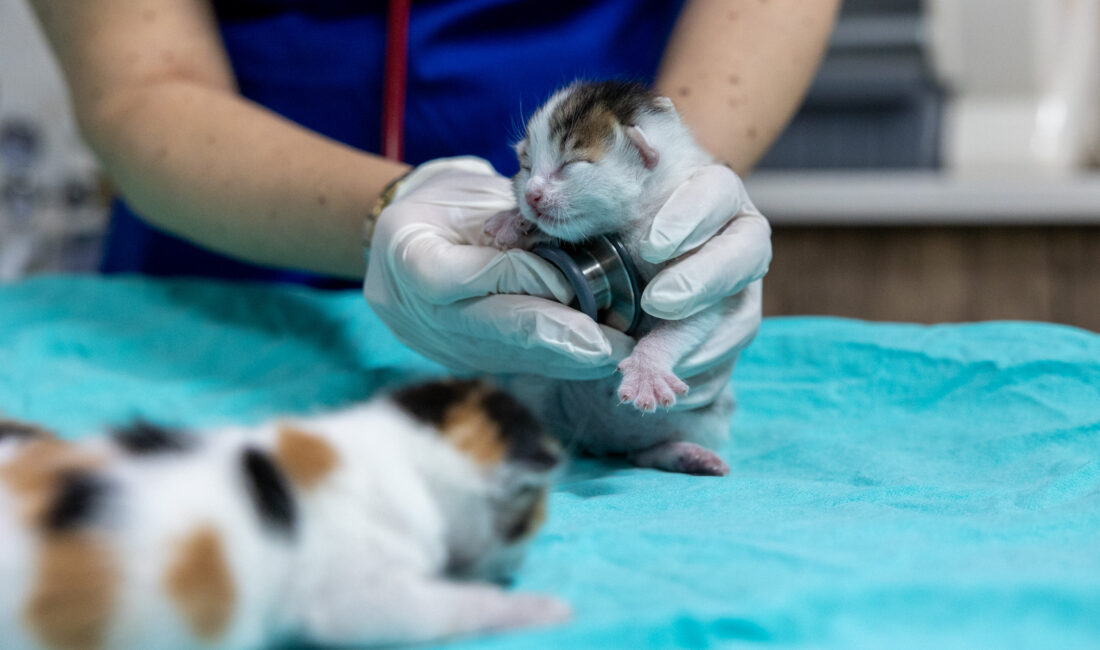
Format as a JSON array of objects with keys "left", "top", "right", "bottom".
[{"left": 486, "top": 81, "right": 737, "bottom": 476}]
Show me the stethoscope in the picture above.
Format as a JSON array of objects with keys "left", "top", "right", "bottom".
[{"left": 382, "top": 0, "right": 645, "bottom": 336}]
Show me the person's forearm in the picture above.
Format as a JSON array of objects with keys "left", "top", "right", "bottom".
[
  {"left": 657, "top": 0, "right": 841, "bottom": 174},
  {"left": 29, "top": 0, "right": 408, "bottom": 279},
  {"left": 85, "top": 81, "right": 409, "bottom": 278}
]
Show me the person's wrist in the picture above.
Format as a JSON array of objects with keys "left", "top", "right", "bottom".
[{"left": 362, "top": 156, "right": 503, "bottom": 252}]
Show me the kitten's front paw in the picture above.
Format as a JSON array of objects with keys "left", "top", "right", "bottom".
[
  {"left": 483, "top": 209, "right": 534, "bottom": 249},
  {"left": 617, "top": 356, "right": 689, "bottom": 413},
  {"left": 493, "top": 594, "right": 573, "bottom": 630}
]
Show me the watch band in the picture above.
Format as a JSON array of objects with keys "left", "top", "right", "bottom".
[{"left": 363, "top": 168, "right": 413, "bottom": 250}]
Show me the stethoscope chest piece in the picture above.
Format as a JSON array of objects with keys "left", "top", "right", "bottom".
[{"left": 532, "top": 234, "right": 645, "bottom": 336}]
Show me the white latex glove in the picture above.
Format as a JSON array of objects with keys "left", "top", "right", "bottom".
[
  {"left": 638, "top": 164, "right": 772, "bottom": 409},
  {"left": 363, "top": 157, "right": 634, "bottom": 378}
]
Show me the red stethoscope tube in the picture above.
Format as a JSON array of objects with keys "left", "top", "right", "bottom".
[{"left": 382, "top": 0, "right": 411, "bottom": 161}]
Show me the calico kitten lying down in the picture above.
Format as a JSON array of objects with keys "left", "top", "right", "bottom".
[{"left": 0, "top": 380, "right": 569, "bottom": 650}]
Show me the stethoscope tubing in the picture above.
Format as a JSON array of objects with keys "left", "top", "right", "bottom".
[{"left": 383, "top": 0, "right": 411, "bottom": 161}]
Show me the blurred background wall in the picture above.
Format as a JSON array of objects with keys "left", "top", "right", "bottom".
[
  {"left": 750, "top": 0, "right": 1100, "bottom": 330},
  {"left": 1, "top": 0, "right": 1098, "bottom": 329},
  {"left": 0, "top": 0, "right": 108, "bottom": 280}
]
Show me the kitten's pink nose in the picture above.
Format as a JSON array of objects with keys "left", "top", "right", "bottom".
[{"left": 525, "top": 189, "right": 544, "bottom": 210}]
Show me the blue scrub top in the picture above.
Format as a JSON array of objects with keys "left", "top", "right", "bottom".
[{"left": 101, "top": 0, "right": 687, "bottom": 286}]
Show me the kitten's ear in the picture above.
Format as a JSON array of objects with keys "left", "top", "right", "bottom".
[
  {"left": 624, "top": 125, "right": 659, "bottom": 170},
  {"left": 653, "top": 96, "right": 675, "bottom": 111}
]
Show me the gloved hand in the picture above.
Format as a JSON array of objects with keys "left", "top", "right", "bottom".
[
  {"left": 363, "top": 156, "right": 634, "bottom": 378},
  {"left": 638, "top": 164, "right": 771, "bottom": 409}
]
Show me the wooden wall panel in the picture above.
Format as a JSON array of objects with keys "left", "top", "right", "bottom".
[{"left": 763, "top": 227, "right": 1100, "bottom": 331}]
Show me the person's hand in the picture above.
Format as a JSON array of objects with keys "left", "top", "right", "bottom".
[
  {"left": 638, "top": 164, "right": 771, "bottom": 409},
  {"left": 363, "top": 157, "right": 633, "bottom": 378}
]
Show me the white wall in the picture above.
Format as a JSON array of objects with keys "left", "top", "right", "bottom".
[{"left": 0, "top": 0, "right": 106, "bottom": 277}]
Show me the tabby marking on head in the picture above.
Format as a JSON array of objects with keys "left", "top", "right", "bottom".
[{"left": 547, "top": 80, "right": 665, "bottom": 158}]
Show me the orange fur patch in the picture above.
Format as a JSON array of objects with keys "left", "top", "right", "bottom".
[
  {"left": 25, "top": 533, "right": 118, "bottom": 650},
  {"left": 275, "top": 426, "right": 339, "bottom": 490},
  {"left": 566, "top": 106, "right": 613, "bottom": 162},
  {"left": 165, "top": 526, "right": 236, "bottom": 642},
  {"left": 2, "top": 438, "right": 117, "bottom": 649},
  {"left": 441, "top": 390, "right": 507, "bottom": 466}
]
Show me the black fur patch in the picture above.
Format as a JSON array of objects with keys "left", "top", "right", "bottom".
[
  {"left": 548, "top": 81, "right": 662, "bottom": 144},
  {"left": 0, "top": 420, "right": 47, "bottom": 441},
  {"left": 240, "top": 447, "right": 297, "bottom": 537},
  {"left": 391, "top": 380, "right": 481, "bottom": 428},
  {"left": 112, "top": 421, "right": 195, "bottom": 455},
  {"left": 45, "top": 472, "right": 113, "bottom": 532},
  {"left": 483, "top": 391, "right": 560, "bottom": 470}
]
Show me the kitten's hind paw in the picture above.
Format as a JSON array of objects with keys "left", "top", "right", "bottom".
[
  {"left": 616, "top": 357, "right": 688, "bottom": 413},
  {"left": 491, "top": 594, "right": 573, "bottom": 631},
  {"left": 630, "top": 440, "right": 729, "bottom": 476}
]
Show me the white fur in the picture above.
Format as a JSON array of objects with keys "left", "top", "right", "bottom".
[
  {"left": 497, "top": 83, "right": 736, "bottom": 474},
  {"left": 0, "top": 397, "right": 568, "bottom": 650},
  {"left": 0, "top": 486, "right": 38, "bottom": 650}
]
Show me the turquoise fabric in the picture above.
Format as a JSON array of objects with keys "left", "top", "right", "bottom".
[{"left": 2, "top": 275, "right": 1098, "bottom": 649}]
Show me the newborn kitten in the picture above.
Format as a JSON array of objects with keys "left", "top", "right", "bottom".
[
  {"left": 484, "top": 81, "right": 735, "bottom": 476},
  {"left": 0, "top": 380, "right": 568, "bottom": 650}
]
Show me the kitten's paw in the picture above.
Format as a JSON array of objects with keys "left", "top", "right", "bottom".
[
  {"left": 630, "top": 440, "right": 729, "bottom": 476},
  {"left": 616, "top": 357, "right": 689, "bottom": 413},
  {"left": 483, "top": 209, "right": 533, "bottom": 249},
  {"left": 493, "top": 594, "right": 573, "bottom": 630}
]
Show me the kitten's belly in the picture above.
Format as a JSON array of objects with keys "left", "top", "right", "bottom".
[{"left": 507, "top": 230, "right": 732, "bottom": 455}]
